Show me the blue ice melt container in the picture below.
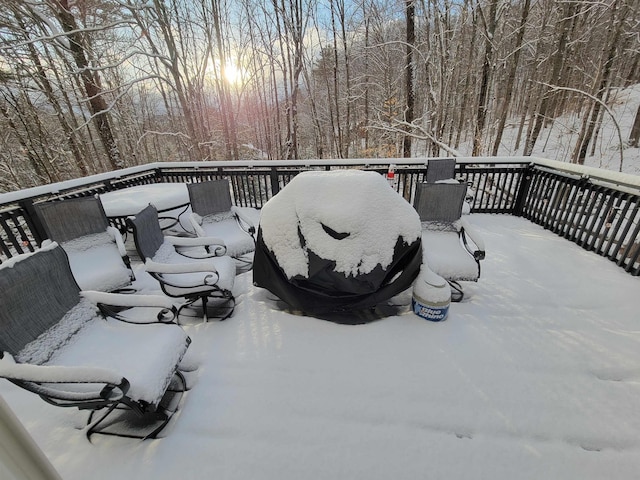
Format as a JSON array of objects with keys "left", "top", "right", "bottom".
[{"left": 411, "top": 267, "right": 451, "bottom": 322}]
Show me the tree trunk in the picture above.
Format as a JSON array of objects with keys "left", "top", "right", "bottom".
[
  {"left": 330, "top": 1, "right": 344, "bottom": 158},
  {"left": 573, "top": 0, "right": 624, "bottom": 165},
  {"left": 523, "top": 1, "right": 575, "bottom": 156},
  {"left": 403, "top": 0, "right": 415, "bottom": 158},
  {"left": 472, "top": 0, "right": 497, "bottom": 156},
  {"left": 491, "top": 0, "right": 531, "bottom": 156},
  {"left": 210, "top": 0, "right": 239, "bottom": 160},
  {"left": 630, "top": 105, "right": 640, "bottom": 147},
  {"left": 52, "top": 0, "right": 123, "bottom": 170}
]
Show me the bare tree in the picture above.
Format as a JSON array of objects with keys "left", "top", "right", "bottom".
[
  {"left": 523, "top": 0, "right": 578, "bottom": 156},
  {"left": 491, "top": 0, "right": 531, "bottom": 156},
  {"left": 50, "top": 0, "right": 123, "bottom": 169},
  {"left": 472, "top": 0, "right": 498, "bottom": 156},
  {"left": 630, "top": 105, "right": 640, "bottom": 147},
  {"left": 572, "top": 0, "right": 627, "bottom": 165}
]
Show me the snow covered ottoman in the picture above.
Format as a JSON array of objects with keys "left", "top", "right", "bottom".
[{"left": 253, "top": 169, "right": 423, "bottom": 317}]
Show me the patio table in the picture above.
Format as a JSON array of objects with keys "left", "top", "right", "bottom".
[{"left": 100, "top": 183, "right": 191, "bottom": 231}]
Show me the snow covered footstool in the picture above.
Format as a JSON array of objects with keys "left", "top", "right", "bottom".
[{"left": 253, "top": 169, "right": 423, "bottom": 318}]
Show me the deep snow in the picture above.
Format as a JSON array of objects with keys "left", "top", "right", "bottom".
[{"left": 3, "top": 214, "right": 640, "bottom": 479}]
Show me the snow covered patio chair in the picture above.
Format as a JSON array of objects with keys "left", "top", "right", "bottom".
[
  {"left": 413, "top": 182, "right": 485, "bottom": 301},
  {"left": 253, "top": 170, "right": 423, "bottom": 320},
  {"left": 187, "top": 179, "right": 259, "bottom": 273},
  {"left": 127, "top": 204, "right": 236, "bottom": 322},
  {"left": 0, "top": 244, "right": 191, "bottom": 441},
  {"left": 33, "top": 196, "right": 134, "bottom": 292}
]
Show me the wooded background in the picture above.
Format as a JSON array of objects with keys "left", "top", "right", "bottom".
[{"left": 1, "top": 0, "right": 639, "bottom": 192}]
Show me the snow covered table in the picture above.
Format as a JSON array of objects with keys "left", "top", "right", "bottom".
[{"left": 100, "top": 183, "right": 190, "bottom": 231}]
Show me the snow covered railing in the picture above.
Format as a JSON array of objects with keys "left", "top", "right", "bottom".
[{"left": 0, "top": 157, "right": 638, "bottom": 275}]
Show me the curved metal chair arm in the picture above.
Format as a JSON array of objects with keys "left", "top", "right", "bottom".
[
  {"left": 176, "top": 245, "right": 228, "bottom": 258},
  {"left": 459, "top": 218, "right": 486, "bottom": 252},
  {"left": 82, "top": 290, "right": 179, "bottom": 324},
  {"left": 0, "top": 361, "right": 130, "bottom": 406},
  {"left": 231, "top": 206, "right": 257, "bottom": 239},
  {"left": 460, "top": 226, "right": 486, "bottom": 261},
  {"left": 166, "top": 234, "right": 227, "bottom": 249},
  {"left": 146, "top": 271, "right": 222, "bottom": 293}
]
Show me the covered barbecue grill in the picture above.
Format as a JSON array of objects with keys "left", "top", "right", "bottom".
[{"left": 253, "top": 170, "right": 422, "bottom": 318}]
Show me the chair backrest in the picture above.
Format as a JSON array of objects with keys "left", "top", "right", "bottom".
[
  {"left": 0, "top": 245, "right": 80, "bottom": 357},
  {"left": 34, "top": 196, "right": 110, "bottom": 244},
  {"left": 127, "top": 205, "right": 165, "bottom": 261},
  {"left": 425, "top": 158, "right": 456, "bottom": 183},
  {"left": 413, "top": 183, "right": 467, "bottom": 223},
  {"left": 187, "top": 179, "right": 233, "bottom": 217}
]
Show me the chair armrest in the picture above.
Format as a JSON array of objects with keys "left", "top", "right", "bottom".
[
  {"left": 166, "top": 234, "right": 227, "bottom": 257},
  {"left": 81, "top": 291, "right": 178, "bottom": 324},
  {"left": 165, "top": 235, "right": 226, "bottom": 248},
  {"left": 81, "top": 291, "right": 175, "bottom": 309},
  {"left": 107, "top": 226, "right": 128, "bottom": 257},
  {"left": 0, "top": 359, "right": 130, "bottom": 404},
  {"left": 459, "top": 219, "right": 486, "bottom": 260},
  {"left": 0, "top": 360, "right": 123, "bottom": 387},
  {"left": 188, "top": 213, "right": 207, "bottom": 237},
  {"left": 145, "top": 259, "right": 218, "bottom": 274},
  {"left": 231, "top": 206, "right": 257, "bottom": 235}
]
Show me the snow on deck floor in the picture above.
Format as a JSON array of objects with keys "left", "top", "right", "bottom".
[{"left": 3, "top": 214, "right": 640, "bottom": 479}]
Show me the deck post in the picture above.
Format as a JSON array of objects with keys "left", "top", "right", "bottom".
[{"left": 513, "top": 164, "right": 534, "bottom": 217}]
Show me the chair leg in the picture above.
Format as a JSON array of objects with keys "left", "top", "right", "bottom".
[
  {"left": 85, "top": 371, "right": 188, "bottom": 442},
  {"left": 86, "top": 403, "right": 121, "bottom": 442},
  {"left": 449, "top": 281, "right": 464, "bottom": 302},
  {"left": 202, "top": 294, "right": 209, "bottom": 323},
  {"left": 176, "top": 292, "right": 235, "bottom": 323}
]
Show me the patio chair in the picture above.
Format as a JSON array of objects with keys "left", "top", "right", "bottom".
[
  {"left": 33, "top": 196, "right": 134, "bottom": 292},
  {"left": 187, "top": 179, "right": 258, "bottom": 273},
  {"left": 413, "top": 182, "right": 485, "bottom": 301},
  {"left": 425, "top": 158, "right": 456, "bottom": 183},
  {"left": 0, "top": 243, "right": 191, "bottom": 441},
  {"left": 127, "top": 204, "right": 236, "bottom": 322}
]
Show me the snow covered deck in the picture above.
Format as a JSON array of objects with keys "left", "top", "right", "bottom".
[{"left": 3, "top": 213, "right": 640, "bottom": 479}]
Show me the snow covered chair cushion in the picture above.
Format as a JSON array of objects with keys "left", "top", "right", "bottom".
[
  {"left": 34, "top": 196, "right": 133, "bottom": 292},
  {"left": 187, "top": 179, "right": 259, "bottom": 271}
]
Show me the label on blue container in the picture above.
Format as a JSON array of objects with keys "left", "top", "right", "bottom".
[{"left": 412, "top": 298, "right": 449, "bottom": 322}]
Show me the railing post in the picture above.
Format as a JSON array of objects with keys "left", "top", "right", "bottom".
[
  {"left": 513, "top": 164, "right": 534, "bottom": 217},
  {"left": 19, "top": 199, "right": 46, "bottom": 246},
  {"left": 270, "top": 167, "right": 280, "bottom": 196}
]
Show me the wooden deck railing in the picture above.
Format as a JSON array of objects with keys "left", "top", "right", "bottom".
[{"left": 1, "top": 157, "right": 639, "bottom": 275}]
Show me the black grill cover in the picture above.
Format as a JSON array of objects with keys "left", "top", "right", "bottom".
[{"left": 253, "top": 170, "right": 422, "bottom": 317}]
